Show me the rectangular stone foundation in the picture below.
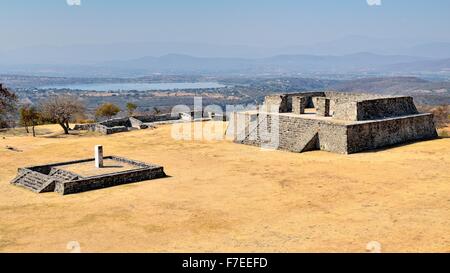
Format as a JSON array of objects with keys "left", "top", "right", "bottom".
[
  {"left": 55, "top": 164, "right": 165, "bottom": 195},
  {"left": 11, "top": 156, "right": 166, "bottom": 195}
]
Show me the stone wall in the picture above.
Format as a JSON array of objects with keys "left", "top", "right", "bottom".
[
  {"left": 346, "top": 114, "right": 437, "bottom": 153},
  {"left": 316, "top": 98, "right": 331, "bottom": 117},
  {"left": 27, "top": 158, "right": 94, "bottom": 174},
  {"left": 332, "top": 101, "right": 358, "bottom": 121},
  {"left": 355, "top": 97, "right": 419, "bottom": 121},
  {"left": 324, "top": 91, "right": 386, "bottom": 101},
  {"left": 134, "top": 114, "right": 180, "bottom": 123},
  {"left": 317, "top": 123, "right": 349, "bottom": 154},
  {"left": 327, "top": 95, "right": 419, "bottom": 121},
  {"left": 264, "top": 95, "right": 289, "bottom": 113},
  {"left": 236, "top": 113, "right": 349, "bottom": 154},
  {"left": 129, "top": 117, "right": 149, "bottom": 129},
  {"left": 73, "top": 124, "right": 96, "bottom": 131},
  {"left": 74, "top": 114, "right": 181, "bottom": 135},
  {"left": 264, "top": 92, "right": 325, "bottom": 113},
  {"left": 87, "top": 117, "right": 132, "bottom": 135},
  {"left": 263, "top": 92, "right": 419, "bottom": 121},
  {"left": 55, "top": 165, "right": 166, "bottom": 195},
  {"left": 233, "top": 112, "right": 437, "bottom": 154},
  {"left": 292, "top": 96, "right": 307, "bottom": 114},
  {"left": 99, "top": 117, "right": 131, "bottom": 128},
  {"left": 94, "top": 124, "right": 128, "bottom": 135}
]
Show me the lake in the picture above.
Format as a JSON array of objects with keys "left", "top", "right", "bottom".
[{"left": 40, "top": 82, "right": 226, "bottom": 91}]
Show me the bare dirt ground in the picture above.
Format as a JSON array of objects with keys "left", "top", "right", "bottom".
[{"left": 0, "top": 122, "right": 449, "bottom": 253}]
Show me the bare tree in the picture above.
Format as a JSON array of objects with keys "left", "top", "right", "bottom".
[
  {"left": 153, "top": 107, "right": 162, "bottom": 115},
  {"left": 0, "top": 84, "right": 18, "bottom": 129},
  {"left": 40, "top": 95, "right": 85, "bottom": 134}
]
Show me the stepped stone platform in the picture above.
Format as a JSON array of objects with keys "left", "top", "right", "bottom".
[
  {"left": 227, "top": 91, "right": 438, "bottom": 154},
  {"left": 11, "top": 156, "right": 166, "bottom": 195}
]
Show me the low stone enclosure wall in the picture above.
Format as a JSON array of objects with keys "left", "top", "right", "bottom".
[
  {"left": 74, "top": 114, "right": 181, "bottom": 135},
  {"left": 229, "top": 91, "right": 438, "bottom": 154},
  {"left": 74, "top": 112, "right": 225, "bottom": 135},
  {"left": 10, "top": 156, "right": 166, "bottom": 195}
]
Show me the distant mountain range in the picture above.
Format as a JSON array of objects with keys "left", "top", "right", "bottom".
[
  {"left": 98, "top": 52, "right": 430, "bottom": 74},
  {"left": 2, "top": 36, "right": 450, "bottom": 63},
  {"left": 385, "top": 58, "right": 450, "bottom": 72},
  {"left": 1, "top": 35, "right": 450, "bottom": 77},
  {"left": 1, "top": 52, "right": 449, "bottom": 78}
]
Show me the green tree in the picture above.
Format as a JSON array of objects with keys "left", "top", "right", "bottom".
[
  {"left": 96, "top": 103, "right": 121, "bottom": 120},
  {"left": 19, "top": 106, "right": 31, "bottom": 133},
  {"left": 19, "top": 106, "right": 41, "bottom": 137},
  {"left": 126, "top": 102, "right": 138, "bottom": 116}
]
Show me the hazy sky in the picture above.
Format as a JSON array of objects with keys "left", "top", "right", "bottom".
[{"left": 1, "top": 0, "right": 450, "bottom": 51}]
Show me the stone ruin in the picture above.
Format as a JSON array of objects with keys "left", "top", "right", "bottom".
[
  {"left": 74, "top": 114, "right": 181, "bottom": 135},
  {"left": 74, "top": 111, "right": 224, "bottom": 135},
  {"left": 10, "top": 146, "right": 166, "bottom": 195},
  {"left": 228, "top": 91, "right": 438, "bottom": 154}
]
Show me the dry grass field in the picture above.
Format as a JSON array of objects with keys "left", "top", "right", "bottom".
[{"left": 0, "top": 122, "right": 449, "bottom": 253}]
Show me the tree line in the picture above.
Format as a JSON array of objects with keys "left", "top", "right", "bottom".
[{"left": 0, "top": 84, "right": 149, "bottom": 136}]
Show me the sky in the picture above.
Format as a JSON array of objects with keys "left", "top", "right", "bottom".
[{"left": 0, "top": 0, "right": 450, "bottom": 51}]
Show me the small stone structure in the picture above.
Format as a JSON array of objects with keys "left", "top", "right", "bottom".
[
  {"left": 228, "top": 91, "right": 438, "bottom": 154},
  {"left": 74, "top": 112, "right": 224, "bottom": 135},
  {"left": 74, "top": 114, "right": 181, "bottom": 135},
  {"left": 10, "top": 152, "right": 166, "bottom": 195}
]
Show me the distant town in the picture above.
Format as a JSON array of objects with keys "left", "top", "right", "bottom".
[{"left": 1, "top": 74, "right": 448, "bottom": 121}]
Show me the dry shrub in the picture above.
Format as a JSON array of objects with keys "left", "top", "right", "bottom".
[
  {"left": 431, "top": 105, "right": 450, "bottom": 129},
  {"left": 417, "top": 104, "right": 449, "bottom": 129},
  {"left": 78, "top": 119, "right": 96, "bottom": 124}
]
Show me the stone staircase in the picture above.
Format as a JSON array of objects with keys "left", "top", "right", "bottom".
[
  {"left": 276, "top": 119, "right": 321, "bottom": 153},
  {"left": 129, "top": 117, "right": 149, "bottom": 129},
  {"left": 237, "top": 114, "right": 269, "bottom": 147},
  {"left": 49, "top": 168, "right": 81, "bottom": 182},
  {"left": 297, "top": 132, "right": 320, "bottom": 153},
  {"left": 10, "top": 169, "right": 56, "bottom": 193},
  {"left": 238, "top": 114, "right": 321, "bottom": 153}
]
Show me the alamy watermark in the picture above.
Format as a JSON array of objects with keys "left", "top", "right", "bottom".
[
  {"left": 169, "top": 97, "right": 280, "bottom": 150},
  {"left": 366, "top": 241, "right": 382, "bottom": 253},
  {"left": 367, "top": 0, "right": 382, "bottom": 6},
  {"left": 66, "top": 0, "right": 81, "bottom": 6},
  {"left": 66, "top": 241, "right": 82, "bottom": 253}
]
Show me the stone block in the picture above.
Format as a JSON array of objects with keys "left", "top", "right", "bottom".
[
  {"left": 316, "top": 97, "right": 331, "bottom": 117},
  {"left": 292, "top": 96, "right": 307, "bottom": 115},
  {"left": 95, "top": 145, "right": 104, "bottom": 168}
]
